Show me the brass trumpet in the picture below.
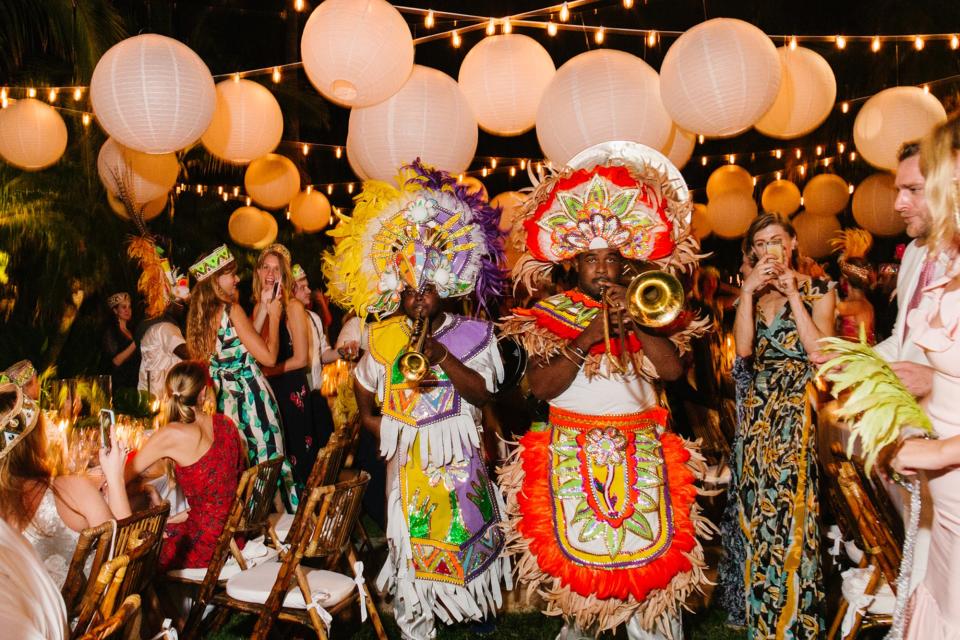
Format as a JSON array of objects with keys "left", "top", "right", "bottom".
[
  {"left": 599, "top": 269, "right": 685, "bottom": 372},
  {"left": 397, "top": 313, "right": 431, "bottom": 383}
]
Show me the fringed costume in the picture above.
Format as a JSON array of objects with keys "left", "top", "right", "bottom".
[
  {"left": 498, "top": 142, "right": 712, "bottom": 639},
  {"left": 323, "top": 162, "right": 511, "bottom": 640}
]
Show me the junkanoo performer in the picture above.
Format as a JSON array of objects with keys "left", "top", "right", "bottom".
[
  {"left": 324, "top": 161, "right": 511, "bottom": 640},
  {"left": 499, "top": 142, "right": 711, "bottom": 639}
]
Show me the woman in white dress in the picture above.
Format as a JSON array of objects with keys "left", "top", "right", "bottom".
[{"left": 0, "top": 383, "right": 130, "bottom": 587}]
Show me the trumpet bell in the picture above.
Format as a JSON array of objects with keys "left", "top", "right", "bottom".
[
  {"left": 625, "top": 270, "right": 685, "bottom": 328},
  {"left": 398, "top": 350, "right": 429, "bottom": 383}
]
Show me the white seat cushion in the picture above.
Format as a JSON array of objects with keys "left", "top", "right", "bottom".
[
  {"left": 841, "top": 566, "right": 895, "bottom": 614},
  {"left": 166, "top": 536, "right": 278, "bottom": 582},
  {"left": 270, "top": 513, "right": 295, "bottom": 543},
  {"left": 225, "top": 561, "right": 356, "bottom": 610}
]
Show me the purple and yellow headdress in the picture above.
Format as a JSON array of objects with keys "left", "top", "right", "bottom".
[{"left": 324, "top": 160, "right": 505, "bottom": 320}]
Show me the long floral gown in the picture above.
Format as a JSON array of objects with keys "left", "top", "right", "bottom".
[
  {"left": 209, "top": 306, "right": 298, "bottom": 512},
  {"left": 739, "top": 279, "right": 831, "bottom": 639}
]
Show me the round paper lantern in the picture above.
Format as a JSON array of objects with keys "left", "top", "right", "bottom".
[
  {"left": 228, "top": 206, "right": 276, "bottom": 248},
  {"left": 660, "top": 18, "right": 781, "bottom": 138},
  {"left": 706, "top": 165, "right": 753, "bottom": 201},
  {"left": 347, "top": 65, "right": 477, "bottom": 182},
  {"left": 345, "top": 130, "right": 370, "bottom": 181},
  {"left": 661, "top": 124, "right": 696, "bottom": 170},
  {"left": 107, "top": 192, "right": 167, "bottom": 221},
  {"left": 459, "top": 176, "right": 488, "bottom": 201},
  {"left": 301, "top": 0, "right": 414, "bottom": 108},
  {"left": 854, "top": 87, "right": 947, "bottom": 171},
  {"left": 90, "top": 34, "right": 216, "bottom": 154},
  {"left": 707, "top": 191, "right": 758, "bottom": 239},
  {"left": 755, "top": 47, "right": 836, "bottom": 139},
  {"left": 761, "top": 180, "right": 801, "bottom": 216},
  {"left": 97, "top": 138, "right": 179, "bottom": 205},
  {"left": 793, "top": 211, "right": 841, "bottom": 258},
  {"left": 691, "top": 203, "right": 712, "bottom": 240},
  {"left": 0, "top": 98, "right": 68, "bottom": 170},
  {"left": 289, "top": 190, "right": 332, "bottom": 233},
  {"left": 536, "top": 49, "right": 673, "bottom": 166},
  {"left": 490, "top": 191, "right": 528, "bottom": 232},
  {"left": 245, "top": 154, "right": 301, "bottom": 209},
  {"left": 458, "top": 34, "right": 555, "bottom": 136},
  {"left": 852, "top": 173, "right": 906, "bottom": 237},
  {"left": 201, "top": 79, "right": 283, "bottom": 164},
  {"left": 803, "top": 174, "right": 849, "bottom": 217}
]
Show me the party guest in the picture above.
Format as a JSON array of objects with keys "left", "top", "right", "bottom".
[{"left": 102, "top": 292, "right": 140, "bottom": 393}]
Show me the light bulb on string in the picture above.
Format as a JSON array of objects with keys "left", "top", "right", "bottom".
[
  {"left": 481, "top": 167, "right": 489, "bottom": 177},
  {"left": 218, "top": 186, "right": 224, "bottom": 195},
  {"left": 923, "top": 84, "right": 930, "bottom": 94},
  {"left": 952, "top": 35, "right": 959, "bottom": 50},
  {"left": 752, "top": 177, "right": 758, "bottom": 186},
  {"left": 775, "top": 149, "right": 782, "bottom": 159},
  {"left": 871, "top": 36, "right": 881, "bottom": 52},
  {"left": 347, "top": 183, "right": 355, "bottom": 194},
  {"left": 559, "top": 2, "right": 570, "bottom": 22},
  {"left": 425, "top": 9, "right": 435, "bottom": 29},
  {"left": 272, "top": 67, "right": 282, "bottom": 83},
  {"left": 647, "top": 31, "right": 657, "bottom": 47},
  {"left": 595, "top": 27, "right": 605, "bottom": 44},
  {"left": 232, "top": 72, "right": 240, "bottom": 83},
  {"left": 727, "top": 154, "right": 735, "bottom": 164},
  {"left": 490, "top": 158, "right": 497, "bottom": 169},
  {"left": 458, "top": 174, "right": 464, "bottom": 183},
  {"left": 82, "top": 113, "right": 91, "bottom": 126},
  {"left": 335, "top": 146, "right": 342, "bottom": 159},
  {"left": 502, "top": 18, "right": 512, "bottom": 34},
  {"left": 233, "top": 187, "right": 240, "bottom": 197},
  {"left": 795, "top": 148, "right": 802, "bottom": 159},
  {"left": 623, "top": 0, "right": 634, "bottom": 7},
  {"left": 520, "top": 159, "right": 527, "bottom": 170},
  {"left": 486, "top": 18, "right": 496, "bottom": 35},
  {"left": 246, "top": 196, "right": 252, "bottom": 206},
  {"left": 824, "top": 158, "right": 831, "bottom": 167},
  {"left": 848, "top": 184, "right": 855, "bottom": 194},
  {"left": 302, "top": 144, "right": 310, "bottom": 156},
  {"left": 700, "top": 156, "right": 708, "bottom": 166},
  {"left": 547, "top": 21, "right": 558, "bottom": 36},
  {"left": 73, "top": 87, "right": 82, "bottom": 101},
  {"left": 327, "top": 185, "right": 333, "bottom": 195},
  {"left": 914, "top": 36, "right": 925, "bottom": 50},
  {"left": 509, "top": 167, "right": 517, "bottom": 177},
  {"left": 306, "top": 185, "right": 313, "bottom": 194},
  {"left": 836, "top": 35, "right": 846, "bottom": 49},
  {"left": 222, "top": 193, "right": 228, "bottom": 202},
  {"left": 27, "top": 87, "right": 36, "bottom": 98},
  {"left": 452, "top": 30, "right": 462, "bottom": 47},
  {"left": 294, "top": 0, "right": 305, "bottom": 11},
  {"left": 841, "top": 101, "right": 850, "bottom": 114},
  {"left": 697, "top": 134, "right": 704, "bottom": 144},
  {"left": 799, "top": 165, "right": 806, "bottom": 177},
  {"left": 816, "top": 145, "right": 823, "bottom": 156},
  {"left": 536, "top": 162, "right": 543, "bottom": 173},
  {"left": 48, "top": 88, "right": 57, "bottom": 102},
  {"left": 849, "top": 151, "right": 857, "bottom": 161},
  {"left": 775, "top": 171, "right": 782, "bottom": 180},
  {"left": 789, "top": 36, "right": 797, "bottom": 50},
  {"left": 838, "top": 142, "right": 845, "bottom": 153}
]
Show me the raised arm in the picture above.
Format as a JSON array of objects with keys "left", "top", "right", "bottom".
[{"left": 230, "top": 301, "right": 281, "bottom": 367}]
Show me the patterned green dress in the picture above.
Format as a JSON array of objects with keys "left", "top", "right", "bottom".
[
  {"left": 738, "top": 279, "right": 830, "bottom": 639},
  {"left": 210, "top": 306, "right": 298, "bottom": 512}
]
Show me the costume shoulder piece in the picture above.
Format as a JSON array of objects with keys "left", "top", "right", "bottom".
[{"left": 323, "top": 161, "right": 505, "bottom": 321}]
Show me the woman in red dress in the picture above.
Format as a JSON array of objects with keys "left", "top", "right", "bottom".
[{"left": 126, "top": 360, "right": 246, "bottom": 571}]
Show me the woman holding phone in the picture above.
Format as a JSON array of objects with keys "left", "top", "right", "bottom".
[
  {"left": 732, "top": 212, "right": 836, "bottom": 638},
  {"left": 251, "top": 244, "right": 317, "bottom": 495}
]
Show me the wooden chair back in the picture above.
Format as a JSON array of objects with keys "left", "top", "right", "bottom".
[
  {"left": 76, "top": 595, "right": 141, "bottom": 640},
  {"left": 306, "top": 431, "right": 351, "bottom": 490}
]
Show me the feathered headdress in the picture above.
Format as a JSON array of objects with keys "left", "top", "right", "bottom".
[
  {"left": 509, "top": 141, "right": 700, "bottom": 291},
  {"left": 323, "top": 160, "right": 505, "bottom": 321},
  {"left": 832, "top": 228, "right": 875, "bottom": 287}
]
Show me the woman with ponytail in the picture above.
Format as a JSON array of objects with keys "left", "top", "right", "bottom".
[{"left": 125, "top": 361, "right": 246, "bottom": 572}]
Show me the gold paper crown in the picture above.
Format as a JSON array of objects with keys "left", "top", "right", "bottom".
[{"left": 189, "top": 245, "right": 235, "bottom": 282}]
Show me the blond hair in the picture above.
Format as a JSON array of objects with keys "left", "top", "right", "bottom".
[
  {"left": 920, "top": 114, "right": 960, "bottom": 256},
  {"left": 186, "top": 263, "right": 235, "bottom": 360},
  {"left": 163, "top": 361, "right": 207, "bottom": 424},
  {"left": 0, "top": 390, "right": 51, "bottom": 530},
  {"left": 251, "top": 246, "right": 293, "bottom": 307}
]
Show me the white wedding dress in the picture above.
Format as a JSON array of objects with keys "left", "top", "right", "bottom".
[{"left": 22, "top": 487, "right": 80, "bottom": 588}]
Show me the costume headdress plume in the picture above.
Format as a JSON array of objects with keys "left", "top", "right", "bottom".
[{"left": 323, "top": 160, "right": 506, "bottom": 320}]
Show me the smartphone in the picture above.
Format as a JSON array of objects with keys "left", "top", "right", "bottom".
[
  {"left": 99, "top": 409, "right": 115, "bottom": 452},
  {"left": 271, "top": 281, "right": 281, "bottom": 300},
  {"left": 767, "top": 241, "right": 785, "bottom": 264}
]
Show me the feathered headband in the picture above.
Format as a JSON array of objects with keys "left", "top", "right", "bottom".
[
  {"left": 0, "top": 383, "right": 39, "bottom": 460},
  {"left": 509, "top": 141, "right": 698, "bottom": 291},
  {"left": 323, "top": 160, "right": 505, "bottom": 320},
  {"left": 128, "top": 239, "right": 189, "bottom": 317},
  {"left": 832, "top": 228, "right": 875, "bottom": 284}
]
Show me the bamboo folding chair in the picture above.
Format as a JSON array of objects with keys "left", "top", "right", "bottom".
[
  {"left": 75, "top": 595, "right": 141, "bottom": 640},
  {"left": 825, "top": 452, "right": 903, "bottom": 640},
  {"left": 158, "top": 457, "right": 284, "bottom": 640},
  {"left": 72, "top": 529, "right": 159, "bottom": 639},
  {"left": 214, "top": 472, "right": 386, "bottom": 640},
  {"left": 62, "top": 502, "right": 171, "bottom": 617}
]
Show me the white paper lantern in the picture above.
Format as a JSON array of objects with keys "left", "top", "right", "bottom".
[
  {"left": 854, "top": 87, "right": 947, "bottom": 171},
  {"left": 755, "top": 47, "right": 836, "bottom": 139},
  {"left": 793, "top": 211, "right": 841, "bottom": 258},
  {"left": 289, "top": 191, "right": 332, "bottom": 233},
  {"left": 107, "top": 192, "right": 167, "bottom": 221},
  {"left": 707, "top": 191, "right": 758, "bottom": 239},
  {"left": 706, "top": 165, "right": 753, "bottom": 201},
  {"left": 490, "top": 191, "right": 528, "bottom": 232},
  {"left": 228, "top": 206, "right": 277, "bottom": 248},
  {"left": 0, "top": 98, "right": 68, "bottom": 170},
  {"left": 660, "top": 18, "right": 781, "bottom": 138},
  {"left": 458, "top": 34, "right": 555, "bottom": 136},
  {"left": 347, "top": 65, "right": 478, "bottom": 182},
  {"left": 301, "top": 0, "right": 414, "bottom": 108},
  {"left": 345, "top": 130, "right": 370, "bottom": 181},
  {"left": 535, "top": 49, "right": 673, "bottom": 166},
  {"left": 90, "top": 34, "right": 216, "bottom": 154},
  {"left": 760, "top": 180, "right": 801, "bottom": 216},
  {"left": 661, "top": 124, "right": 696, "bottom": 170},
  {"left": 201, "top": 79, "right": 283, "bottom": 164},
  {"left": 97, "top": 138, "right": 179, "bottom": 205},
  {"left": 852, "top": 173, "right": 906, "bottom": 237},
  {"left": 691, "top": 203, "right": 712, "bottom": 240},
  {"left": 245, "top": 154, "right": 301, "bottom": 209},
  {"left": 459, "top": 176, "right": 488, "bottom": 201},
  {"left": 803, "top": 174, "right": 850, "bottom": 217}
]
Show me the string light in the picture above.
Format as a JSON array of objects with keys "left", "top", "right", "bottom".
[
  {"left": 335, "top": 146, "right": 342, "bottom": 158},
  {"left": 197, "top": 185, "right": 204, "bottom": 194},
  {"left": 536, "top": 162, "right": 543, "bottom": 173},
  {"left": 871, "top": 36, "right": 881, "bottom": 52},
  {"left": 286, "top": 209, "right": 292, "bottom": 220},
  {"left": 272, "top": 67, "right": 281, "bottom": 83},
  {"left": 232, "top": 72, "right": 240, "bottom": 83},
  {"left": 294, "top": 0, "right": 305, "bottom": 11},
  {"left": 233, "top": 187, "right": 240, "bottom": 197},
  {"left": 503, "top": 18, "right": 512, "bottom": 34},
  {"left": 559, "top": 2, "right": 570, "bottom": 21},
  {"left": 849, "top": 151, "right": 857, "bottom": 161},
  {"left": 798, "top": 165, "right": 806, "bottom": 176},
  {"left": 697, "top": 134, "right": 705, "bottom": 144},
  {"left": 347, "top": 183, "right": 355, "bottom": 194},
  {"left": 327, "top": 185, "right": 334, "bottom": 195},
  {"left": 302, "top": 143, "right": 310, "bottom": 156},
  {"left": 27, "top": 88, "right": 36, "bottom": 98},
  {"left": 775, "top": 149, "right": 783, "bottom": 159},
  {"left": 509, "top": 167, "right": 517, "bottom": 177},
  {"left": 490, "top": 158, "right": 498, "bottom": 168},
  {"left": 425, "top": 9, "right": 435, "bottom": 29},
  {"left": 246, "top": 196, "right": 252, "bottom": 205},
  {"left": 217, "top": 186, "right": 224, "bottom": 195},
  {"left": 795, "top": 148, "right": 802, "bottom": 159},
  {"left": 623, "top": 0, "right": 634, "bottom": 7},
  {"left": 478, "top": 167, "right": 487, "bottom": 177},
  {"left": 73, "top": 87, "right": 82, "bottom": 101},
  {"left": 520, "top": 159, "right": 527, "bottom": 170},
  {"left": 458, "top": 173, "right": 464, "bottom": 183},
  {"left": 486, "top": 18, "right": 496, "bottom": 35},
  {"left": 47, "top": 88, "right": 57, "bottom": 102},
  {"left": 306, "top": 185, "right": 313, "bottom": 194},
  {"left": 952, "top": 35, "right": 959, "bottom": 50},
  {"left": 647, "top": 31, "right": 657, "bottom": 47},
  {"left": 81, "top": 113, "right": 91, "bottom": 126},
  {"left": 727, "top": 154, "right": 735, "bottom": 164},
  {"left": 789, "top": 36, "right": 797, "bottom": 50},
  {"left": 841, "top": 101, "right": 850, "bottom": 113},
  {"left": 838, "top": 142, "right": 845, "bottom": 153},
  {"left": 914, "top": 36, "right": 925, "bottom": 50},
  {"left": 701, "top": 156, "right": 708, "bottom": 166},
  {"left": 451, "top": 30, "right": 462, "bottom": 47},
  {"left": 823, "top": 158, "right": 831, "bottom": 167},
  {"left": 848, "top": 184, "right": 855, "bottom": 194},
  {"left": 775, "top": 171, "right": 782, "bottom": 180},
  {"left": 547, "top": 21, "right": 558, "bottom": 36},
  {"left": 923, "top": 84, "right": 930, "bottom": 94},
  {"left": 752, "top": 177, "right": 758, "bottom": 186},
  {"left": 815, "top": 145, "right": 823, "bottom": 156},
  {"left": 222, "top": 193, "right": 228, "bottom": 202},
  {"left": 835, "top": 35, "right": 846, "bottom": 49},
  {"left": 595, "top": 27, "right": 605, "bottom": 44}
]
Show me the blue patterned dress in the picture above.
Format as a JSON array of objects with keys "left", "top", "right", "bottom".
[{"left": 209, "top": 306, "right": 298, "bottom": 512}]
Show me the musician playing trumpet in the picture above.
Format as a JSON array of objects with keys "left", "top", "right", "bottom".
[{"left": 324, "top": 162, "right": 511, "bottom": 640}]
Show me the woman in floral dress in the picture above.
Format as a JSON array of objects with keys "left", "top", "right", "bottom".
[
  {"left": 186, "top": 245, "right": 298, "bottom": 511},
  {"left": 733, "top": 214, "right": 836, "bottom": 639}
]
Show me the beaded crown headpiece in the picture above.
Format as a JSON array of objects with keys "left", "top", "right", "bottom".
[
  {"left": 107, "top": 292, "right": 130, "bottom": 309},
  {"left": 292, "top": 264, "right": 307, "bottom": 282},
  {"left": 2, "top": 360, "right": 36, "bottom": 388},
  {"left": 189, "top": 245, "right": 235, "bottom": 282},
  {"left": 323, "top": 160, "right": 505, "bottom": 320},
  {"left": 0, "top": 383, "right": 39, "bottom": 461}
]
